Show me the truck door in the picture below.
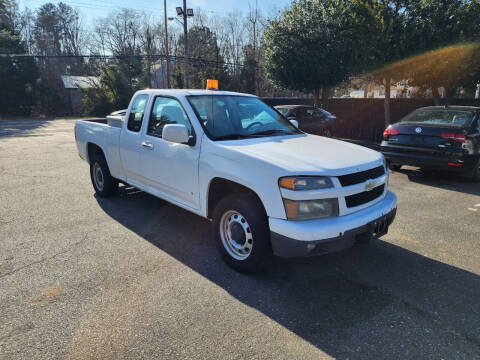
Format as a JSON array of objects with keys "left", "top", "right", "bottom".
[
  {"left": 119, "top": 94, "right": 150, "bottom": 182},
  {"left": 139, "top": 96, "right": 200, "bottom": 209}
]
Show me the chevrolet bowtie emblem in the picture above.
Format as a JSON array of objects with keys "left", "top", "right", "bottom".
[{"left": 365, "top": 180, "right": 377, "bottom": 191}]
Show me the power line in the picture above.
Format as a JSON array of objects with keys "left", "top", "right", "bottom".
[
  {"left": 22, "top": 0, "right": 178, "bottom": 17},
  {"left": 0, "top": 53, "right": 263, "bottom": 70}
]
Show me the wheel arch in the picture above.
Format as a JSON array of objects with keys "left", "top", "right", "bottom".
[
  {"left": 206, "top": 177, "right": 267, "bottom": 219},
  {"left": 86, "top": 142, "right": 106, "bottom": 164}
]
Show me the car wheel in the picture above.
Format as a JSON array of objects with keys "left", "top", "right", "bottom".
[
  {"left": 90, "top": 154, "right": 118, "bottom": 197},
  {"left": 212, "top": 193, "right": 272, "bottom": 273},
  {"left": 389, "top": 164, "right": 402, "bottom": 171}
]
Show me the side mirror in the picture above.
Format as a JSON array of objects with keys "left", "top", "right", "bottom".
[
  {"left": 162, "top": 124, "right": 190, "bottom": 144},
  {"left": 289, "top": 119, "right": 299, "bottom": 128}
]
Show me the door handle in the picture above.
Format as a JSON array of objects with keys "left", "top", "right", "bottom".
[{"left": 141, "top": 141, "right": 153, "bottom": 150}]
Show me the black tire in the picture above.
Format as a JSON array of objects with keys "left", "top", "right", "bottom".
[
  {"left": 90, "top": 153, "right": 118, "bottom": 197},
  {"left": 466, "top": 160, "right": 480, "bottom": 182},
  {"left": 389, "top": 164, "right": 402, "bottom": 171},
  {"left": 212, "top": 193, "right": 272, "bottom": 273}
]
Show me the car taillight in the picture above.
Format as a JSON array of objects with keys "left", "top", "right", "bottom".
[
  {"left": 440, "top": 132, "right": 467, "bottom": 142},
  {"left": 383, "top": 128, "right": 399, "bottom": 139}
]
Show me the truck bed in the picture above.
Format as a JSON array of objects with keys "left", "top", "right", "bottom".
[{"left": 75, "top": 118, "right": 124, "bottom": 179}]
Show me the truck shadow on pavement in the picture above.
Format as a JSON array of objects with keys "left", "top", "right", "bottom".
[
  {"left": 95, "top": 187, "right": 480, "bottom": 359},
  {"left": 0, "top": 120, "right": 51, "bottom": 138},
  {"left": 394, "top": 167, "right": 480, "bottom": 196}
]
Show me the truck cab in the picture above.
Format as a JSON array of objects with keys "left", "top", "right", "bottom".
[{"left": 75, "top": 88, "right": 397, "bottom": 272}]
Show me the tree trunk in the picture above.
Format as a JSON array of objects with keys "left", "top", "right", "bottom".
[
  {"left": 313, "top": 88, "right": 320, "bottom": 108},
  {"left": 384, "top": 76, "right": 391, "bottom": 128},
  {"left": 444, "top": 86, "right": 455, "bottom": 106},
  {"left": 432, "top": 87, "right": 441, "bottom": 105}
]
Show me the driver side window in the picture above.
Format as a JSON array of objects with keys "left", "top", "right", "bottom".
[{"left": 147, "top": 97, "right": 192, "bottom": 138}]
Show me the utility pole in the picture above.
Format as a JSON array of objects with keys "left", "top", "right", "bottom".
[
  {"left": 182, "top": 0, "right": 189, "bottom": 88},
  {"left": 169, "top": 3, "right": 193, "bottom": 89},
  {"left": 164, "top": 0, "right": 170, "bottom": 88}
]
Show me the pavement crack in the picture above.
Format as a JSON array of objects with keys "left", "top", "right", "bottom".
[{"left": 0, "top": 233, "right": 88, "bottom": 280}]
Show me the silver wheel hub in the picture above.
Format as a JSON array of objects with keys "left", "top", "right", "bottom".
[
  {"left": 220, "top": 210, "right": 253, "bottom": 260},
  {"left": 93, "top": 163, "right": 104, "bottom": 191}
]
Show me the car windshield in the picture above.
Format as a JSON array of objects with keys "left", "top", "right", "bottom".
[
  {"left": 400, "top": 109, "right": 474, "bottom": 127},
  {"left": 188, "top": 95, "right": 300, "bottom": 140},
  {"left": 276, "top": 107, "right": 290, "bottom": 115}
]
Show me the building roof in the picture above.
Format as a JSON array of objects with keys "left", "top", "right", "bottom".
[{"left": 61, "top": 76, "right": 99, "bottom": 89}]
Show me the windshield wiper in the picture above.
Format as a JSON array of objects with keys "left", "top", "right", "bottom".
[
  {"left": 213, "top": 134, "right": 257, "bottom": 141},
  {"left": 249, "top": 129, "right": 296, "bottom": 136},
  {"left": 213, "top": 130, "right": 296, "bottom": 141}
]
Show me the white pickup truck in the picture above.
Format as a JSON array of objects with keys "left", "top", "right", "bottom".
[{"left": 75, "top": 89, "right": 397, "bottom": 272}]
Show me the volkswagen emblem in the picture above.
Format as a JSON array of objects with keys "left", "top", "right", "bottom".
[
  {"left": 415, "top": 127, "right": 422, "bottom": 134},
  {"left": 365, "top": 180, "right": 377, "bottom": 191}
]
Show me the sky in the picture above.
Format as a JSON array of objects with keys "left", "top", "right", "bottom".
[{"left": 18, "top": 0, "right": 292, "bottom": 26}]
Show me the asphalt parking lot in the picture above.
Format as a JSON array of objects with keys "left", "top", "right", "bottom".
[{"left": 1, "top": 119, "right": 479, "bottom": 359}]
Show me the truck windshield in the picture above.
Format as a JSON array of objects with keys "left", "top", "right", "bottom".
[
  {"left": 187, "top": 95, "right": 300, "bottom": 140},
  {"left": 400, "top": 109, "right": 475, "bottom": 127}
]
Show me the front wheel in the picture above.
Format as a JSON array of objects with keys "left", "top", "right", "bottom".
[
  {"left": 212, "top": 193, "right": 272, "bottom": 273},
  {"left": 90, "top": 154, "right": 118, "bottom": 197}
]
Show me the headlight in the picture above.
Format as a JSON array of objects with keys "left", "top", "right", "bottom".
[
  {"left": 283, "top": 198, "right": 339, "bottom": 220},
  {"left": 279, "top": 176, "right": 333, "bottom": 190}
]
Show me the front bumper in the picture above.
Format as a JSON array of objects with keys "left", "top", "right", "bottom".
[{"left": 269, "top": 191, "right": 397, "bottom": 258}]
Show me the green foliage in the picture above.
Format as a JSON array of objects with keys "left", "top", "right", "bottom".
[
  {"left": 81, "top": 65, "right": 135, "bottom": 116},
  {"left": 263, "top": 0, "right": 480, "bottom": 111},
  {"left": 239, "top": 45, "right": 257, "bottom": 94},
  {"left": 262, "top": 0, "right": 356, "bottom": 98},
  {"left": 405, "top": 0, "right": 480, "bottom": 93},
  {"left": 179, "top": 26, "right": 224, "bottom": 89},
  {"left": 0, "top": 0, "right": 38, "bottom": 116}
]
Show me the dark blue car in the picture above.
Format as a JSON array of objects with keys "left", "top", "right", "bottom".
[{"left": 381, "top": 106, "right": 480, "bottom": 181}]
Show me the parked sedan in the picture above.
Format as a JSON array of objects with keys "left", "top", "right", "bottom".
[
  {"left": 274, "top": 105, "right": 337, "bottom": 137},
  {"left": 381, "top": 106, "right": 480, "bottom": 181}
]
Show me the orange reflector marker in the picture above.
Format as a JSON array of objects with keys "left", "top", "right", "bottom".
[
  {"left": 283, "top": 199, "right": 298, "bottom": 219},
  {"left": 206, "top": 79, "right": 218, "bottom": 90},
  {"left": 279, "top": 177, "right": 296, "bottom": 190}
]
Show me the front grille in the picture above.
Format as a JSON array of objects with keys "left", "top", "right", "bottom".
[
  {"left": 338, "top": 166, "right": 385, "bottom": 187},
  {"left": 345, "top": 184, "right": 385, "bottom": 208}
]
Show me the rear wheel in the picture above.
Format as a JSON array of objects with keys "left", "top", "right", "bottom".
[
  {"left": 212, "top": 193, "right": 271, "bottom": 273},
  {"left": 90, "top": 154, "right": 118, "bottom": 197}
]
